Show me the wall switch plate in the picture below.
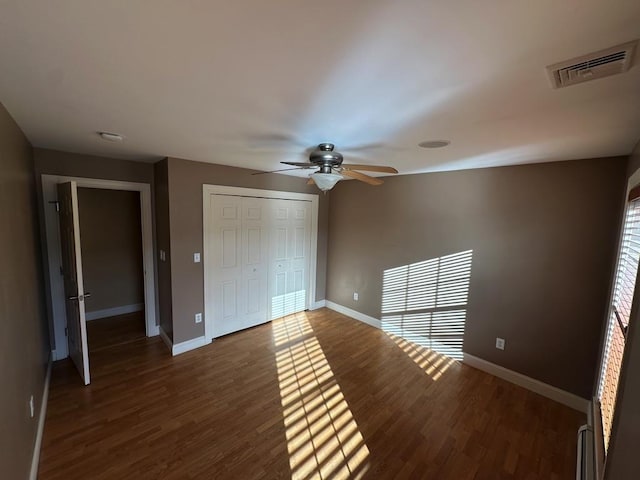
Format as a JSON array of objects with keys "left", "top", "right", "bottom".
[
  {"left": 160, "top": 250, "right": 166, "bottom": 261},
  {"left": 353, "top": 292, "right": 359, "bottom": 301},
  {"left": 193, "top": 252, "right": 201, "bottom": 263},
  {"left": 29, "top": 395, "right": 35, "bottom": 418},
  {"left": 496, "top": 337, "right": 506, "bottom": 350},
  {"left": 195, "top": 313, "right": 202, "bottom": 324}
]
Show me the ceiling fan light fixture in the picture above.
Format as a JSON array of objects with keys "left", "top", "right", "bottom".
[{"left": 311, "top": 172, "right": 342, "bottom": 191}]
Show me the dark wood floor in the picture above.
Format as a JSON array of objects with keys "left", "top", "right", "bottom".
[
  {"left": 39, "top": 308, "right": 583, "bottom": 479},
  {"left": 86, "top": 311, "right": 146, "bottom": 352}
]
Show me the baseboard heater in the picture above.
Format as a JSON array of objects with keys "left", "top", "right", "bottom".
[{"left": 576, "top": 424, "right": 595, "bottom": 480}]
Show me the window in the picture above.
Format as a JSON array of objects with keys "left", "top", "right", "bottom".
[{"left": 597, "top": 194, "right": 640, "bottom": 451}]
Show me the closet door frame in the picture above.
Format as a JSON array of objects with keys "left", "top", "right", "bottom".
[{"left": 203, "top": 185, "right": 319, "bottom": 343}]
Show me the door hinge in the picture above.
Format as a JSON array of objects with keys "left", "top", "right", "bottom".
[
  {"left": 49, "top": 200, "right": 60, "bottom": 212},
  {"left": 64, "top": 327, "right": 68, "bottom": 337},
  {"left": 59, "top": 265, "right": 64, "bottom": 276}
]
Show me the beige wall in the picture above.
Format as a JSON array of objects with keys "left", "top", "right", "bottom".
[
  {"left": 605, "top": 139, "right": 640, "bottom": 479},
  {"left": 326, "top": 157, "right": 626, "bottom": 398},
  {"left": 77, "top": 188, "right": 144, "bottom": 314},
  {"left": 165, "top": 157, "right": 329, "bottom": 344},
  {"left": 0, "top": 103, "right": 50, "bottom": 479}
]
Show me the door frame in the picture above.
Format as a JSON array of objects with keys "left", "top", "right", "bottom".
[
  {"left": 203, "top": 184, "right": 319, "bottom": 344},
  {"left": 42, "top": 175, "right": 158, "bottom": 361}
]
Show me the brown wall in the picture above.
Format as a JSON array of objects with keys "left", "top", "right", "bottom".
[
  {"left": 77, "top": 188, "right": 144, "bottom": 314},
  {"left": 34, "top": 148, "right": 154, "bottom": 184},
  {"left": 605, "top": 139, "right": 640, "bottom": 479},
  {"left": 166, "top": 157, "right": 329, "bottom": 344},
  {"left": 326, "top": 157, "right": 626, "bottom": 398},
  {"left": 0, "top": 103, "right": 50, "bottom": 478},
  {"left": 154, "top": 159, "right": 173, "bottom": 339}
]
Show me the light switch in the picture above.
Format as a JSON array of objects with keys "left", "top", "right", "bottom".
[
  {"left": 159, "top": 250, "right": 166, "bottom": 261},
  {"left": 194, "top": 252, "right": 201, "bottom": 263}
]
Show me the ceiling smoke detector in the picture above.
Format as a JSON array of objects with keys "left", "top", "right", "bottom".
[
  {"left": 98, "top": 131, "right": 124, "bottom": 142},
  {"left": 419, "top": 140, "right": 450, "bottom": 149},
  {"left": 546, "top": 40, "right": 638, "bottom": 89}
]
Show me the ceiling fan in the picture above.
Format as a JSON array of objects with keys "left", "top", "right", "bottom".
[{"left": 255, "top": 143, "right": 398, "bottom": 192}]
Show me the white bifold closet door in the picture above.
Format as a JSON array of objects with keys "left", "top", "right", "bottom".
[
  {"left": 209, "top": 195, "right": 311, "bottom": 338},
  {"left": 268, "top": 198, "right": 311, "bottom": 320}
]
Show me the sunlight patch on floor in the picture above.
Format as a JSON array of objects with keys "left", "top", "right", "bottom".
[
  {"left": 273, "top": 313, "right": 370, "bottom": 480},
  {"left": 386, "top": 332, "right": 456, "bottom": 380}
]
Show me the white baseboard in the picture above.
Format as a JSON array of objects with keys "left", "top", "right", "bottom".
[
  {"left": 310, "top": 300, "right": 326, "bottom": 310},
  {"left": 160, "top": 327, "right": 209, "bottom": 356},
  {"left": 321, "top": 304, "right": 588, "bottom": 413},
  {"left": 325, "top": 301, "right": 381, "bottom": 329},
  {"left": 30, "top": 354, "right": 52, "bottom": 480},
  {"left": 463, "top": 353, "right": 590, "bottom": 413},
  {"left": 172, "top": 335, "right": 209, "bottom": 356},
  {"left": 159, "top": 327, "right": 173, "bottom": 353},
  {"left": 86, "top": 303, "right": 144, "bottom": 321}
]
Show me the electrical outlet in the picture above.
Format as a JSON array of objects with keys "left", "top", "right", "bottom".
[
  {"left": 193, "top": 252, "right": 201, "bottom": 263},
  {"left": 353, "top": 292, "right": 359, "bottom": 301},
  {"left": 195, "top": 312, "right": 202, "bottom": 324},
  {"left": 29, "top": 395, "right": 35, "bottom": 418},
  {"left": 496, "top": 337, "right": 506, "bottom": 350}
]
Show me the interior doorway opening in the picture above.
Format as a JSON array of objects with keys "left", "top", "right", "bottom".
[
  {"left": 41, "top": 175, "right": 157, "bottom": 385},
  {"left": 77, "top": 188, "right": 147, "bottom": 353}
]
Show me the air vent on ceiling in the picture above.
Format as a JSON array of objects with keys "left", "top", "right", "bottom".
[{"left": 546, "top": 40, "right": 637, "bottom": 89}]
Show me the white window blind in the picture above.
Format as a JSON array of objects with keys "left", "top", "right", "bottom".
[{"left": 597, "top": 197, "right": 640, "bottom": 451}]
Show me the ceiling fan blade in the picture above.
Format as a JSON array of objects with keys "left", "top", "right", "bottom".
[
  {"left": 281, "top": 161, "right": 316, "bottom": 167},
  {"left": 343, "top": 143, "right": 404, "bottom": 152},
  {"left": 340, "top": 169, "right": 384, "bottom": 186},
  {"left": 342, "top": 142, "right": 386, "bottom": 151},
  {"left": 341, "top": 164, "right": 398, "bottom": 174},
  {"left": 246, "top": 133, "right": 306, "bottom": 149},
  {"left": 251, "top": 167, "right": 309, "bottom": 175}
]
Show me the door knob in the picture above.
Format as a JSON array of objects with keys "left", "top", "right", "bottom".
[{"left": 68, "top": 292, "right": 91, "bottom": 301}]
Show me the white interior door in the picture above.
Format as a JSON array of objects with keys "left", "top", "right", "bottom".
[
  {"left": 210, "top": 195, "right": 269, "bottom": 337},
  {"left": 269, "top": 199, "right": 311, "bottom": 320},
  {"left": 57, "top": 181, "right": 91, "bottom": 385}
]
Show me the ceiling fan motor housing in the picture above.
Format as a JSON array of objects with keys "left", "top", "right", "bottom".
[
  {"left": 275, "top": 141, "right": 396, "bottom": 188},
  {"left": 310, "top": 143, "right": 343, "bottom": 172}
]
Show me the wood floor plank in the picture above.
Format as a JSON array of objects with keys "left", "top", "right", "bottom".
[
  {"left": 86, "top": 312, "right": 146, "bottom": 352},
  {"left": 39, "top": 308, "right": 583, "bottom": 479}
]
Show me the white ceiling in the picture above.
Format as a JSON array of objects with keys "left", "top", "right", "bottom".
[{"left": 1, "top": 1, "right": 640, "bottom": 176}]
